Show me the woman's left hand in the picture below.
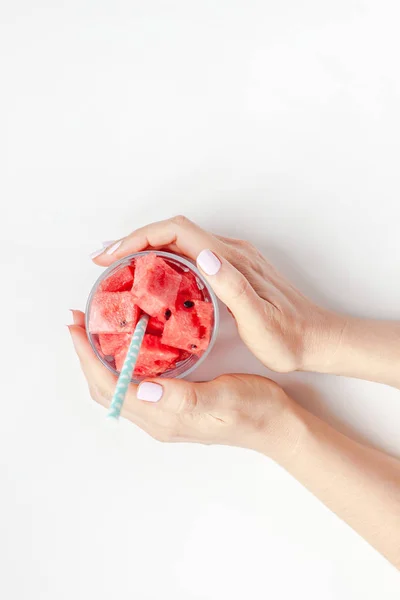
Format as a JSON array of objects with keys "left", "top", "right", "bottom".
[{"left": 69, "top": 310, "right": 299, "bottom": 458}]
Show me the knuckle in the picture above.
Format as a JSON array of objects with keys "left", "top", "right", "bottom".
[
  {"left": 216, "top": 374, "right": 238, "bottom": 390},
  {"left": 240, "top": 239, "right": 254, "bottom": 251},
  {"left": 215, "top": 374, "right": 242, "bottom": 402},
  {"left": 230, "top": 248, "right": 253, "bottom": 272},
  {"left": 250, "top": 259, "right": 267, "bottom": 279},
  {"left": 171, "top": 214, "right": 190, "bottom": 228},
  {"left": 175, "top": 385, "right": 197, "bottom": 413},
  {"left": 232, "top": 239, "right": 256, "bottom": 256},
  {"left": 231, "top": 274, "right": 251, "bottom": 301}
]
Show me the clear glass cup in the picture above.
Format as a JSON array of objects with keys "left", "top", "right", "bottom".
[{"left": 85, "top": 251, "right": 219, "bottom": 382}]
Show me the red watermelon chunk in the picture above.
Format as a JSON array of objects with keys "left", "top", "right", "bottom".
[
  {"left": 161, "top": 308, "right": 201, "bottom": 354},
  {"left": 147, "top": 316, "right": 165, "bottom": 336},
  {"left": 176, "top": 270, "right": 203, "bottom": 306},
  {"left": 161, "top": 300, "right": 213, "bottom": 355},
  {"left": 193, "top": 300, "right": 213, "bottom": 347},
  {"left": 131, "top": 253, "right": 182, "bottom": 317},
  {"left": 98, "top": 333, "right": 131, "bottom": 356},
  {"left": 89, "top": 292, "right": 140, "bottom": 333},
  {"left": 98, "top": 266, "right": 134, "bottom": 292},
  {"left": 114, "top": 334, "right": 180, "bottom": 377}
]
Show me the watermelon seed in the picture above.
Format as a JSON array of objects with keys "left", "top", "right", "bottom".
[
  {"left": 120, "top": 320, "right": 128, "bottom": 327},
  {"left": 190, "top": 344, "right": 197, "bottom": 349},
  {"left": 165, "top": 309, "right": 172, "bottom": 320},
  {"left": 183, "top": 300, "right": 194, "bottom": 308}
]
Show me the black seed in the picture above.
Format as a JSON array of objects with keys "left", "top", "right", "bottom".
[
  {"left": 190, "top": 344, "right": 197, "bottom": 349},
  {"left": 165, "top": 309, "right": 172, "bottom": 320},
  {"left": 120, "top": 320, "right": 127, "bottom": 327},
  {"left": 183, "top": 300, "right": 194, "bottom": 308}
]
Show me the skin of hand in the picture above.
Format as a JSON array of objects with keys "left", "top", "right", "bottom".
[
  {"left": 69, "top": 310, "right": 400, "bottom": 568},
  {"left": 90, "top": 215, "right": 400, "bottom": 387},
  {"left": 91, "top": 215, "right": 337, "bottom": 373},
  {"left": 68, "top": 310, "right": 297, "bottom": 457}
]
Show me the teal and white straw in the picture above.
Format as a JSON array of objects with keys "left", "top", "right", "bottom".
[{"left": 107, "top": 314, "right": 149, "bottom": 419}]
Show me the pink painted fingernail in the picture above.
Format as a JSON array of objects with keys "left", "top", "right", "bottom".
[
  {"left": 90, "top": 240, "right": 118, "bottom": 259},
  {"left": 197, "top": 249, "right": 221, "bottom": 276},
  {"left": 137, "top": 382, "right": 163, "bottom": 402},
  {"left": 90, "top": 247, "right": 105, "bottom": 259},
  {"left": 106, "top": 240, "right": 122, "bottom": 255}
]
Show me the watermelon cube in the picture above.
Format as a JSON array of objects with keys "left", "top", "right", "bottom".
[
  {"left": 131, "top": 253, "right": 182, "bottom": 317},
  {"left": 89, "top": 292, "right": 140, "bottom": 333},
  {"left": 161, "top": 300, "right": 213, "bottom": 354},
  {"left": 147, "top": 316, "right": 165, "bottom": 336},
  {"left": 176, "top": 270, "right": 203, "bottom": 306},
  {"left": 193, "top": 300, "right": 213, "bottom": 344},
  {"left": 98, "top": 333, "right": 131, "bottom": 356},
  {"left": 114, "top": 334, "right": 180, "bottom": 377},
  {"left": 98, "top": 266, "right": 134, "bottom": 292}
]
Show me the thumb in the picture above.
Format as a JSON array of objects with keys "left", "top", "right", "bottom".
[
  {"left": 196, "top": 249, "right": 268, "bottom": 330},
  {"left": 136, "top": 376, "right": 235, "bottom": 415}
]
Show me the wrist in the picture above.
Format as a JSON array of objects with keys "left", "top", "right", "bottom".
[
  {"left": 250, "top": 391, "right": 311, "bottom": 466},
  {"left": 301, "top": 312, "right": 400, "bottom": 388},
  {"left": 300, "top": 309, "right": 349, "bottom": 374}
]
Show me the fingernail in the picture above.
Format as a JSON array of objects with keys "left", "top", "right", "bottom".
[
  {"left": 197, "top": 249, "right": 221, "bottom": 276},
  {"left": 137, "top": 382, "right": 163, "bottom": 403},
  {"left": 106, "top": 240, "right": 122, "bottom": 255},
  {"left": 90, "top": 247, "right": 105, "bottom": 259},
  {"left": 89, "top": 240, "right": 118, "bottom": 259}
]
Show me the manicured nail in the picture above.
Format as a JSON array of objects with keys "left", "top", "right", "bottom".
[
  {"left": 89, "top": 240, "right": 118, "bottom": 259},
  {"left": 137, "top": 382, "right": 163, "bottom": 402},
  {"left": 197, "top": 249, "right": 221, "bottom": 276},
  {"left": 90, "top": 247, "right": 105, "bottom": 259},
  {"left": 106, "top": 240, "right": 122, "bottom": 255}
]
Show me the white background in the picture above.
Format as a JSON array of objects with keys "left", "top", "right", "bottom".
[{"left": 1, "top": 1, "right": 400, "bottom": 598}]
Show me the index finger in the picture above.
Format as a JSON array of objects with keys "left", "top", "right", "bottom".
[{"left": 92, "top": 215, "right": 224, "bottom": 266}]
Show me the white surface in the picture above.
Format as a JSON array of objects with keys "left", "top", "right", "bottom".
[{"left": 1, "top": 1, "right": 400, "bottom": 598}]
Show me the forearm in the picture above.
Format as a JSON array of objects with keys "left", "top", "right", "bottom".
[
  {"left": 307, "top": 314, "right": 400, "bottom": 389},
  {"left": 268, "top": 402, "right": 400, "bottom": 568}
]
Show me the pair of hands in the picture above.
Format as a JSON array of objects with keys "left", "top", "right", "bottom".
[
  {"left": 71, "top": 222, "right": 400, "bottom": 568},
  {"left": 69, "top": 215, "right": 345, "bottom": 457}
]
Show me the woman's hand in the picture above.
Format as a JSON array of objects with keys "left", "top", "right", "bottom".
[
  {"left": 68, "top": 310, "right": 298, "bottom": 458},
  {"left": 90, "top": 215, "right": 343, "bottom": 373}
]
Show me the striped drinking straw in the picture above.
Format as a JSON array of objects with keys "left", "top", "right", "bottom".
[{"left": 107, "top": 314, "right": 149, "bottom": 419}]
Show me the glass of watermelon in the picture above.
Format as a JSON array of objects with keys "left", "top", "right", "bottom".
[{"left": 85, "top": 251, "right": 219, "bottom": 382}]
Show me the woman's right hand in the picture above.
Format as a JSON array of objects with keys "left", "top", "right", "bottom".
[{"left": 91, "top": 216, "right": 344, "bottom": 374}]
